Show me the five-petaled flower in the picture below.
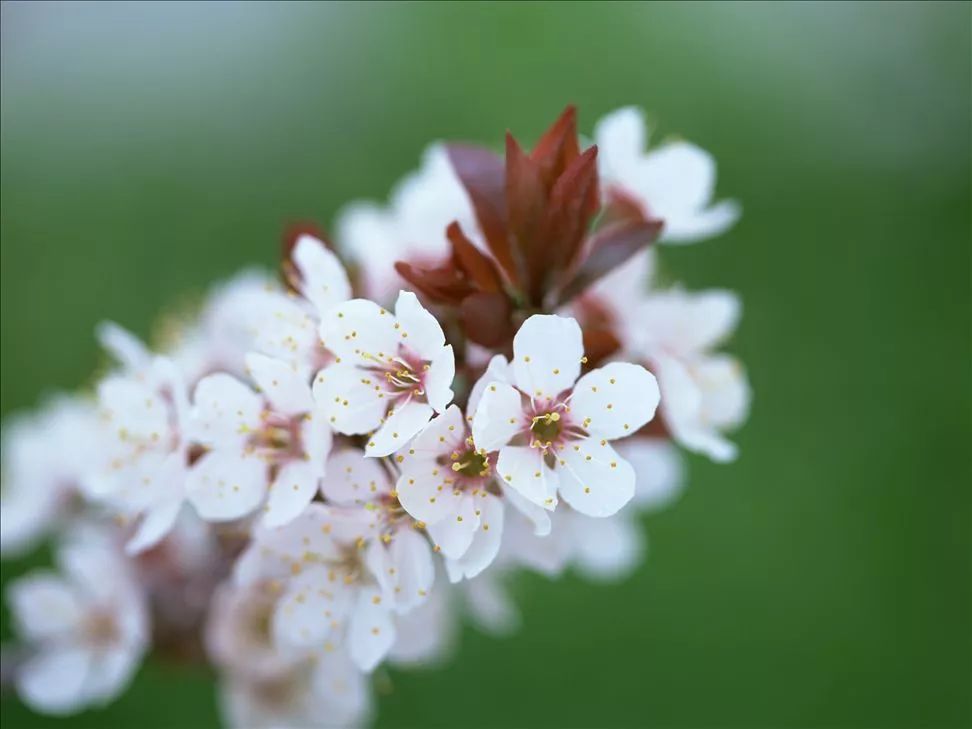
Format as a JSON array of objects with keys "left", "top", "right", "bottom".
[
  {"left": 315, "top": 291, "right": 455, "bottom": 457},
  {"left": 473, "top": 314, "right": 660, "bottom": 517}
]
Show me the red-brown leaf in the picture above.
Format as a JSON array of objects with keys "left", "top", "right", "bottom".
[
  {"left": 531, "top": 105, "right": 580, "bottom": 189},
  {"left": 459, "top": 291, "right": 515, "bottom": 348},
  {"left": 394, "top": 261, "right": 474, "bottom": 304},
  {"left": 446, "top": 222, "right": 504, "bottom": 294},
  {"left": 445, "top": 144, "right": 516, "bottom": 283},
  {"left": 557, "top": 217, "right": 664, "bottom": 303},
  {"left": 527, "top": 146, "right": 600, "bottom": 301}
]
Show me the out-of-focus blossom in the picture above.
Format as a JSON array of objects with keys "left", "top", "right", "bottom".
[
  {"left": 632, "top": 289, "right": 751, "bottom": 462},
  {"left": 86, "top": 324, "right": 192, "bottom": 553},
  {"left": 0, "top": 395, "right": 101, "bottom": 555},
  {"left": 336, "top": 144, "right": 480, "bottom": 303},
  {"left": 595, "top": 106, "right": 740, "bottom": 243},
  {"left": 7, "top": 535, "right": 148, "bottom": 714},
  {"left": 219, "top": 650, "right": 371, "bottom": 729}
]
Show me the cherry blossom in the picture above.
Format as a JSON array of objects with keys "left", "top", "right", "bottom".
[
  {"left": 315, "top": 290, "right": 455, "bottom": 457},
  {"left": 7, "top": 535, "right": 149, "bottom": 714},
  {"left": 473, "top": 314, "right": 660, "bottom": 517},
  {"left": 595, "top": 106, "right": 740, "bottom": 243}
]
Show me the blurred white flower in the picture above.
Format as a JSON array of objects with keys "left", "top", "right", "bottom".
[
  {"left": 0, "top": 395, "right": 102, "bottom": 556},
  {"left": 7, "top": 535, "right": 148, "bottom": 715},
  {"left": 633, "top": 288, "right": 751, "bottom": 462},
  {"left": 235, "top": 504, "right": 405, "bottom": 672},
  {"left": 315, "top": 291, "right": 455, "bottom": 457},
  {"left": 595, "top": 106, "right": 740, "bottom": 243},
  {"left": 87, "top": 324, "right": 192, "bottom": 553},
  {"left": 335, "top": 144, "right": 481, "bottom": 302},
  {"left": 219, "top": 650, "right": 371, "bottom": 729},
  {"left": 473, "top": 314, "right": 660, "bottom": 517}
]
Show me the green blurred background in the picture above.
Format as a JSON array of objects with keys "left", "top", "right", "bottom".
[{"left": 1, "top": 1, "right": 969, "bottom": 727}]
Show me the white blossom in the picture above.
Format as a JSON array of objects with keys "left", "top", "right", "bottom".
[
  {"left": 632, "top": 288, "right": 751, "bottom": 462},
  {"left": 472, "top": 314, "right": 660, "bottom": 517},
  {"left": 1, "top": 395, "right": 102, "bottom": 556},
  {"left": 7, "top": 536, "right": 149, "bottom": 715},
  {"left": 187, "top": 352, "right": 332, "bottom": 527},
  {"left": 594, "top": 106, "right": 740, "bottom": 243},
  {"left": 335, "top": 144, "right": 480, "bottom": 302},
  {"left": 315, "top": 290, "right": 455, "bottom": 457}
]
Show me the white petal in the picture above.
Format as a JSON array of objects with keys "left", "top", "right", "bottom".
[
  {"left": 663, "top": 199, "right": 741, "bottom": 243},
  {"left": 263, "top": 459, "right": 320, "bottom": 528},
  {"left": 653, "top": 353, "right": 703, "bottom": 437},
  {"left": 272, "top": 565, "right": 347, "bottom": 653},
  {"left": 426, "top": 495, "right": 479, "bottom": 559},
  {"left": 348, "top": 586, "right": 396, "bottom": 672},
  {"left": 313, "top": 364, "right": 386, "bottom": 435},
  {"left": 695, "top": 354, "right": 751, "bottom": 430},
  {"left": 424, "top": 345, "right": 455, "bottom": 412},
  {"left": 300, "top": 410, "right": 333, "bottom": 467},
  {"left": 444, "top": 493, "right": 503, "bottom": 581},
  {"left": 309, "top": 650, "right": 373, "bottom": 727},
  {"left": 574, "top": 513, "right": 644, "bottom": 581},
  {"left": 637, "top": 289, "right": 740, "bottom": 356},
  {"left": 399, "top": 404, "right": 465, "bottom": 458},
  {"left": 639, "top": 141, "right": 717, "bottom": 219},
  {"left": 557, "top": 441, "right": 635, "bottom": 517},
  {"left": 511, "top": 314, "right": 583, "bottom": 399},
  {"left": 321, "top": 448, "right": 391, "bottom": 506},
  {"left": 292, "top": 235, "right": 352, "bottom": 314},
  {"left": 502, "top": 483, "right": 551, "bottom": 536},
  {"left": 394, "top": 290, "right": 446, "bottom": 361},
  {"left": 467, "top": 354, "right": 513, "bottom": 415},
  {"left": 17, "top": 645, "right": 93, "bottom": 715},
  {"left": 186, "top": 451, "right": 266, "bottom": 521},
  {"left": 472, "top": 381, "right": 523, "bottom": 452},
  {"left": 614, "top": 438, "right": 685, "bottom": 512},
  {"left": 97, "top": 375, "right": 169, "bottom": 443},
  {"left": 365, "top": 400, "right": 433, "bottom": 458},
  {"left": 191, "top": 373, "right": 262, "bottom": 447},
  {"left": 246, "top": 353, "right": 312, "bottom": 416},
  {"left": 83, "top": 644, "right": 143, "bottom": 704},
  {"left": 96, "top": 322, "right": 151, "bottom": 371},
  {"left": 464, "top": 572, "right": 519, "bottom": 636},
  {"left": 319, "top": 298, "right": 400, "bottom": 365},
  {"left": 569, "top": 362, "right": 659, "bottom": 440},
  {"left": 386, "top": 528, "right": 435, "bottom": 612},
  {"left": 126, "top": 497, "right": 183, "bottom": 554},
  {"left": 593, "top": 106, "right": 648, "bottom": 182},
  {"left": 496, "top": 446, "right": 559, "bottom": 510},
  {"left": 396, "top": 462, "right": 462, "bottom": 526},
  {"left": 9, "top": 574, "right": 82, "bottom": 640}
]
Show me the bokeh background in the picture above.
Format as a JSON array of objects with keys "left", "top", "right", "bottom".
[{"left": 1, "top": 1, "right": 969, "bottom": 727}]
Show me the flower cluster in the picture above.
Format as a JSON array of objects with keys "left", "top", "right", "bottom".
[{"left": 0, "top": 106, "right": 750, "bottom": 727}]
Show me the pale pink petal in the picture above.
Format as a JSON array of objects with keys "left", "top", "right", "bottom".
[
  {"left": 17, "top": 645, "right": 93, "bottom": 715},
  {"left": 444, "top": 493, "right": 503, "bottom": 582},
  {"left": 292, "top": 235, "right": 352, "bottom": 315},
  {"left": 321, "top": 448, "right": 391, "bottom": 506},
  {"left": 426, "top": 495, "right": 479, "bottom": 559},
  {"left": 424, "top": 345, "right": 455, "bottom": 412},
  {"left": 348, "top": 586, "right": 396, "bottom": 672},
  {"left": 319, "top": 299, "right": 400, "bottom": 365},
  {"left": 9, "top": 574, "right": 82, "bottom": 641},
  {"left": 263, "top": 459, "right": 320, "bottom": 528}
]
